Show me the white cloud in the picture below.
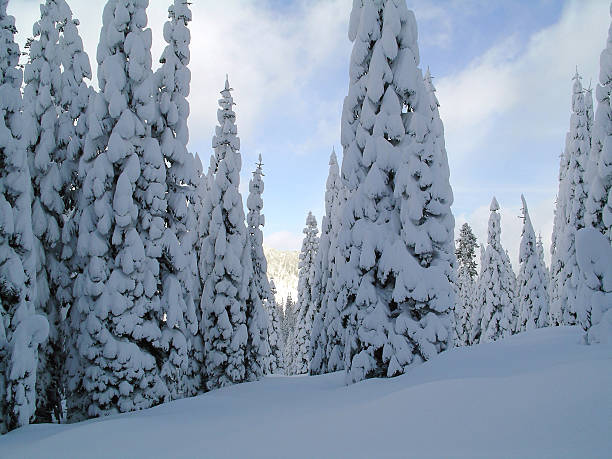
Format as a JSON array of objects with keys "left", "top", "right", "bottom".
[
  {"left": 436, "top": 0, "right": 609, "bottom": 160},
  {"left": 264, "top": 231, "right": 302, "bottom": 252},
  {"left": 456, "top": 195, "right": 555, "bottom": 273}
]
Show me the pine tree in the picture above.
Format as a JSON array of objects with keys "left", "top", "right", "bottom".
[
  {"left": 74, "top": 0, "right": 167, "bottom": 418},
  {"left": 0, "top": 0, "right": 47, "bottom": 431},
  {"left": 454, "top": 223, "right": 478, "bottom": 346},
  {"left": 474, "top": 198, "right": 516, "bottom": 343},
  {"left": 337, "top": 1, "right": 454, "bottom": 384},
  {"left": 21, "top": 0, "right": 65, "bottom": 424},
  {"left": 53, "top": 0, "right": 93, "bottom": 423},
  {"left": 199, "top": 77, "right": 250, "bottom": 390},
  {"left": 281, "top": 293, "right": 295, "bottom": 372},
  {"left": 469, "top": 244, "right": 486, "bottom": 344},
  {"left": 310, "top": 149, "right": 346, "bottom": 375},
  {"left": 551, "top": 71, "right": 591, "bottom": 327},
  {"left": 153, "top": 0, "right": 200, "bottom": 400},
  {"left": 516, "top": 196, "right": 549, "bottom": 332},
  {"left": 575, "top": 228, "right": 612, "bottom": 344},
  {"left": 245, "top": 155, "right": 272, "bottom": 381},
  {"left": 266, "top": 279, "right": 283, "bottom": 374},
  {"left": 585, "top": 5, "right": 612, "bottom": 244},
  {"left": 290, "top": 212, "right": 319, "bottom": 375}
]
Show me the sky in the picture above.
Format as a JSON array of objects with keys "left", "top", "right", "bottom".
[{"left": 8, "top": 0, "right": 610, "bottom": 269}]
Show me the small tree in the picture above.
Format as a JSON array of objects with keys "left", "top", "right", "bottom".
[
  {"left": 267, "top": 279, "right": 283, "bottom": 374},
  {"left": 516, "top": 195, "right": 549, "bottom": 331},
  {"left": 454, "top": 223, "right": 478, "bottom": 346},
  {"left": 474, "top": 198, "right": 516, "bottom": 343}
]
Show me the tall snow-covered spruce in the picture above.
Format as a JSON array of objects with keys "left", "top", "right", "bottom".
[
  {"left": 454, "top": 222, "right": 478, "bottom": 346},
  {"left": 310, "top": 149, "right": 346, "bottom": 375},
  {"left": 550, "top": 71, "right": 591, "bottom": 327},
  {"left": 74, "top": 0, "right": 168, "bottom": 418},
  {"left": 245, "top": 155, "right": 272, "bottom": 381},
  {"left": 266, "top": 279, "right": 283, "bottom": 374},
  {"left": 516, "top": 196, "right": 549, "bottom": 332},
  {"left": 586, "top": 5, "right": 612, "bottom": 244},
  {"left": 474, "top": 198, "right": 516, "bottom": 343},
  {"left": 0, "top": 0, "right": 47, "bottom": 431},
  {"left": 153, "top": 0, "right": 201, "bottom": 400},
  {"left": 336, "top": 0, "right": 455, "bottom": 384},
  {"left": 290, "top": 212, "right": 319, "bottom": 375},
  {"left": 199, "top": 77, "right": 250, "bottom": 390}
]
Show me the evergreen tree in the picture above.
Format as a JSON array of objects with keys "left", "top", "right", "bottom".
[
  {"left": 551, "top": 72, "right": 591, "bottom": 327},
  {"left": 516, "top": 196, "right": 549, "bottom": 331},
  {"left": 290, "top": 212, "right": 318, "bottom": 375},
  {"left": 576, "top": 228, "right": 612, "bottom": 344},
  {"left": 0, "top": 0, "right": 47, "bottom": 431},
  {"left": 153, "top": 0, "right": 200, "bottom": 400},
  {"left": 585, "top": 5, "right": 612, "bottom": 244},
  {"left": 474, "top": 198, "right": 516, "bottom": 343},
  {"left": 54, "top": 0, "right": 93, "bottom": 423},
  {"left": 281, "top": 293, "right": 295, "bottom": 372},
  {"left": 74, "top": 0, "right": 167, "bottom": 418},
  {"left": 310, "top": 150, "right": 346, "bottom": 375},
  {"left": 454, "top": 223, "right": 478, "bottom": 346},
  {"left": 469, "top": 244, "right": 486, "bottom": 344},
  {"left": 337, "top": 1, "right": 454, "bottom": 384},
  {"left": 199, "top": 77, "right": 250, "bottom": 390},
  {"left": 245, "top": 155, "right": 272, "bottom": 381},
  {"left": 22, "top": 0, "right": 65, "bottom": 424},
  {"left": 266, "top": 279, "right": 283, "bottom": 374}
]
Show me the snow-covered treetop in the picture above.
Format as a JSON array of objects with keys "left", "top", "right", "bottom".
[
  {"left": 490, "top": 197, "right": 500, "bottom": 212},
  {"left": 0, "top": 0, "right": 21, "bottom": 92},
  {"left": 212, "top": 75, "right": 239, "bottom": 168}
]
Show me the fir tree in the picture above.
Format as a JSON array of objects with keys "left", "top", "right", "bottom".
[
  {"left": 266, "top": 279, "right": 283, "bottom": 374},
  {"left": 516, "top": 196, "right": 549, "bottom": 331},
  {"left": 74, "top": 0, "right": 167, "bottom": 418},
  {"left": 199, "top": 77, "right": 250, "bottom": 390},
  {"left": 22, "top": 0, "right": 65, "bottom": 424},
  {"left": 153, "top": 0, "right": 200, "bottom": 400},
  {"left": 454, "top": 223, "right": 478, "bottom": 346},
  {"left": 0, "top": 0, "right": 46, "bottom": 431},
  {"left": 291, "top": 212, "right": 318, "bottom": 375},
  {"left": 474, "top": 198, "right": 516, "bottom": 343},
  {"left": 245, "top": 155, "right": 272, "bottom": 381},
  {"left": 551, "top": 71, "right": 591, "bottom": 327},
  {"left": 281, "top": 293, "right": 295, "bottom": 372},
  {"left": 585, "top": 5, "right": 612, "bottom": 244},
  {"left": 310, "top": 149, "right": 346, "bottom": 375},
  {"left": 337, "top": 1, "right": 454, "bottom": 383}
]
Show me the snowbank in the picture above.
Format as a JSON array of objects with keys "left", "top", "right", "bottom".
[{"left": 1, "top": 326, "right": 610, "bottom": 458}]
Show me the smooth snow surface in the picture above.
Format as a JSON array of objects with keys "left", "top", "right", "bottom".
[{"left": 1, "top": 327, "right": 610, "bottom": 458}]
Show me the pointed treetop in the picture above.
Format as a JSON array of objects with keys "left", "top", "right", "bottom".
[
  {"left": 573, "top": 65, "right": 581, "bottom": 82},
  {"left": 224, "top": 74, "right": 230, "bottom": 91},
  {"left": 490, "top": 196, "right": 500, "bottom": 212},
  {"left": 329, "top": 148, "right": 337, "bottom": 166},
  {"left": 425, "top": 66, "right": 431, "bottom": 80}
]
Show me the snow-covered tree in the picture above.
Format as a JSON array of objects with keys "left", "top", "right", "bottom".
[
  {"left": 550, "top": 72, "right": 591, "bottom": 327},
  {"left": 289, "top": 212, "right": 318, "bottom": 375},
  {"left": 454, "top": 223, "right": 478, "bottom": 346},
  {"left": 576, "top": 228, "right": 612, "bottom": 344},
  {"left": 21, "top": 0, "right": 65, "bottom": 424},
  {"left": 245, "top": 155, "right": 272, "bottom": 381},
  {"left": 474, "top": 198, "right": 516, "bottom": 343},
  {"left": 0, "top": 0, "right": 47, "bottom": 431},
  {"left": 199, "top": 77, "right": 250, "bottom": 390},
  {"left": 336, "top": 1, "right": 454, "bottom": 384},
  {"left": 266, "top": 279, "right": 283, "bottom": 374},
  {"left": 516, "top": 196, "right": 549, "bottom": 332},
  {"left": 74, "top": 0, "right": 168, "bottom": 418},
  {"left": 585, "top": 5, "right": 612, "bottom": 244},
  {"left": 152, "top": 0, "right": 200, "bottom": 400},
  {"left": 281, "top": 293, "right": 295, "bottom": 372},
  {"left": 310, "top": 149, "right": 346, "bottom": 375}
]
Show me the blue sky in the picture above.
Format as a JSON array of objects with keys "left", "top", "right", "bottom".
[{"left": 9, "top": 0, "right": 610, "bottom": 267}]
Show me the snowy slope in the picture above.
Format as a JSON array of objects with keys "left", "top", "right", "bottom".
[
  {"left": 264, "top": 246, "right": 298, "bottom": 305},
  {"left": 1, "top": 327, "right": 610, "bottom": 458}
]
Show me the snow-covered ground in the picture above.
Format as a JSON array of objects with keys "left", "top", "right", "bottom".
[{"left": 1, "top": 326, "right": 609, "bottom": 458}]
